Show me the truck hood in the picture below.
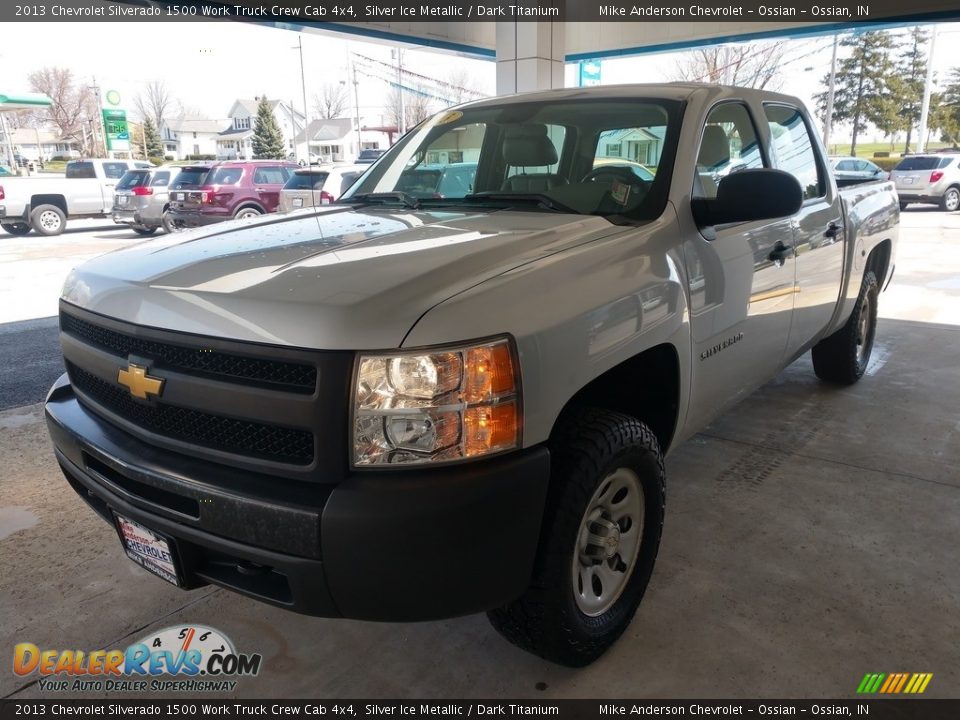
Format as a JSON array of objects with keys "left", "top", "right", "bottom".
[{"left": 63, "top": 206, "right": 623, "bottom": 349}]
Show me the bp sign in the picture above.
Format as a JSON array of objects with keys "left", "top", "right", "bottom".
[{"left": 101, "top": 108, "right": 130, "bottom": 151}]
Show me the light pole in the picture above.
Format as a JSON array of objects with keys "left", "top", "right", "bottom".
[
  {"left": 917, "top": 26, "right": 938, "bottom": 153},
  {"left": 823, "top": 34, "right": 839, "bottom": 152},
  {"left": 291, "top": 37, "right": 310, "bottom": 163},
  {"left": 392, "top": 47, "right": 405, "bottom": 135},
  {"left": 88, "top": 78, "right": 108, "bottom": 158}
]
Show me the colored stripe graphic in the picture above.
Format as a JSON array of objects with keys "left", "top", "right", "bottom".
[{"left": 859, "top": 672, "right": 932, "bottom": 694}]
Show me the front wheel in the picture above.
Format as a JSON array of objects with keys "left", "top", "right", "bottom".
[
  {"left": 487, "top": 408, "right": 665, "bottom": 667},
  {"left": 30, "top": 204, "right": 66, "bottom": 236},
  {"left": 1, "top": 222, "right": 31, "bottom": 236},
  {"left": 939, "top": 187, "right": 960, "bottom": 212},
  {"left": 811, "top": 271, "right": 878, "bottom": 384}
]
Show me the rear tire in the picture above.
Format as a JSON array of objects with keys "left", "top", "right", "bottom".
[
  {"left": 811, "top": 271, "right": 879, "bottom": 385},
  {"left": 940, "top": 187, "right": 960, "bottom": 212},
  {"left": 161, "top": 209, "right": 177, "bottom": 234},
  {"left": 234, "top": 207, "right": 262, "bottom": 220},
  {"left": 1, "top": 222, "right": 31, "bottom": 236},
  {"left": 487, "top": 408, "right": 665, "bottom": 667},
  {"left": 30, "top": 204, "right": 66, "bottom": 236},
  {"left": 131, "top": 225, "right": 157, "bottom": 236},
  {"left": 899, "top": 202, "right": 908, "bottom": 212}
]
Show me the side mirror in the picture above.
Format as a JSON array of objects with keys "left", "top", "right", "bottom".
[{"left": 693, "top": 168, "right": 803, "bottom": 227}]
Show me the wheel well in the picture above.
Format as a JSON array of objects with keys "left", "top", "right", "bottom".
[
  {"left": 233, "top": 203, "right": 264, "bottom": 215},
  {"left": 552, "top": 343, "right": 681, "bottom": 454},
  {"left": 866, "top": 239, "right": 892, "bottom": 289},
  {"left": 30, "top": 195, "right": 67, "bottom": 215}
]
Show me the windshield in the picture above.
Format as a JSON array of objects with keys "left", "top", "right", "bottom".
[{"left": 341, "top": 98, "right": 681, "bottom": 220}]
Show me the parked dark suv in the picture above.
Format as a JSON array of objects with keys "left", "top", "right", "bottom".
[{"left": 167, "top": 160, "right": 298, "bottom": 228}]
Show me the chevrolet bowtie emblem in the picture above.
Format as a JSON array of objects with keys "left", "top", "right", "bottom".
[{"left": 117, "top": 363, "right": 164, "bottom": 400}]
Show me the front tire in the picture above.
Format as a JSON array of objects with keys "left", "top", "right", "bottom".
[
  {"left": 487, "top": 408, "right": 665, "bottom": 667},
  {"left": 811, "top": 271, "right": 879, "bottom": 385},
  {"left": 30, "top": 204, "right": 66, "bottom": 236},
  {"left": 940, "top": 187, "right": 960, "bottom": 212},
  {"left": 1, "top": 222, "right": 31, "bottom": 236}
]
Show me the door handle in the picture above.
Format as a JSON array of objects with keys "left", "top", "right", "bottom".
[
  {"left": 824, "top": 222, "right": 842, "bottom": 238},
  {"left": 768, "top": 241, "right": 794, "bottom": 265}
]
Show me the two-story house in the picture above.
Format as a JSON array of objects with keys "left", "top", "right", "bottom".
[
  {"left": 217, "top": 98, "right": 305, "bottom": 160},
  {"left": 161, "top": 118, "right": 230, "bottom": 159}
]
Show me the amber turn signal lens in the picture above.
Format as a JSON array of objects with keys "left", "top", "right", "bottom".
[
  {"left": 464, "top": 401, "right": 519, "bottom": 457},
  {"left": 465, "top": 343, "right": 516, "bottom": 402}
]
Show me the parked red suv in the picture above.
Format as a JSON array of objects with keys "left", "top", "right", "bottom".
[{"left": 167, "top": 160, "right": 298, "bottom": 228}]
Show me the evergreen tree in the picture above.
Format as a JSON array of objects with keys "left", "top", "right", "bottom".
[
  {"left": 894, "top": 28, "right": 930, "bottom": 153},
  {"left": 814, "top": 31, "right": 896, "bottom": 156},
  {"left": 143, "top": 118, "right": 163, "bottom": 158},
  {"left": 932, "top": 69, "right": 960, "bottom": 147},
  {"left": 251, "top": 96, "right": 285, "bottom": 159}
]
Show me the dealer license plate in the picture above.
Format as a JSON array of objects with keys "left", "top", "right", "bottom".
[
  {"left": 114, "top": 513, "right": 182, "bottom": 586},
  {"left": 176, "top": 192, "right": 185, "bottom": 201},
  {"left": 118, "top": 195, "right": 128, "bottom": 205},
  {"left": 900, "top": 177, "right": 915, "bottom": 185},
  {"left": 292, "top": 197, "right": 303, "bottom": 208}
]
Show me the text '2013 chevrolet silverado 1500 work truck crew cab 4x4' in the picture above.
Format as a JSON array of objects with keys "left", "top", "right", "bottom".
[{"left": 46, "top": 85, "right": 898, "bottom": 667}]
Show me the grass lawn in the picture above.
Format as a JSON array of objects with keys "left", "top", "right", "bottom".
[{"left": 39, "top": 161, "right": 67, "bottom": 173}]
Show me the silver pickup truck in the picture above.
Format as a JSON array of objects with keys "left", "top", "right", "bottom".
[
  {"left": 0, "top": 158, "right": 150, "bottom": 236},
  {"left": 45, "top": 85, "right": 898, "bottom": 667}
]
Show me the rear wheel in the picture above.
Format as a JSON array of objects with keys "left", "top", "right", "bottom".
[
  {"left": 234, "top": 207, "right": 262, "bottom": 220},
  {"left": 161, "top": 209, "right": 177, "bottom": 233},
  {"left": 939, "top": 187, "right": 960, "bottom": 212},
  {"left": 131, "top": 225, "right": 157, "bottom": 236},
  {"left": 30, "top": 204, "right": 66, "bottom": 236},
  {"left": 811, "top": 271, "right": 878, "bottom": 385},
  {"left": 1, "top": 222, "right": 31, "bottom": 236},
  {"left": 487, "top": 408, "right": 665, "bottom": 667}
]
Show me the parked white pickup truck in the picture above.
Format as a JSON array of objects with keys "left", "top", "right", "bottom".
[
  {"left": 0, "top": 158, "right": 151, "bottom": 236},
  {"left": 45, "top": 85, "right": 898, "bottom": 667}
]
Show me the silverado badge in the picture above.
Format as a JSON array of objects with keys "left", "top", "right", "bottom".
[{"left": 117, "top": 363, "right": 164, "bottom": 400}]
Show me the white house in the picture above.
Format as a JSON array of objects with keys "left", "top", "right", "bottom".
[
  {"left": 160, "top": 118, "right": 230, "bottom": 159},
  {"left": 294, "top": 117, "right": 390, "bottom": 163},
  {"left": 1, "top": 127, "right": 80, "bottom": 162},
  {"left": 217, "top": 99, "right": 305, "bottom": 160}
]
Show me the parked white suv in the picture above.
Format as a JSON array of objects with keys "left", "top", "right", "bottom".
[{"left": 891, "top": 153, "right": 960, "bottom": 211}]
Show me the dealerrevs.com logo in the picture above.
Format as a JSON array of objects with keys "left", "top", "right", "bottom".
[{"left": 13, "top": 625, "right": 262, "bottom": 693}]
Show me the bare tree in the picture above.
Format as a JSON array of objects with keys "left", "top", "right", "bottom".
[
  {"left": 442, "top": 69, "right": 478, "bottom": 106},
  {"left": 27, "top": 67, "right": 97, "bottom": 143},
  {"left": 134, "top": 80, "right": 174, "bottom": 132},
  {"left": 386, "top": 85, "right": 434, "bottom": 129},
  {"left": 672, "top": 42, "right": 787, "bottom": 90},
  {"left": 313, "top": 83, "right": 350, "bottom": 119}
]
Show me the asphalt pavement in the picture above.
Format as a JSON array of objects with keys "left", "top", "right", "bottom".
[{"left": 0, "top": 317, "right": 61, "bottom": 411}]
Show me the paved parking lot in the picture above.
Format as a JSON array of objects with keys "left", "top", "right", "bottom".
[{"left": 1, "top": 210, "right": 958, "bottom": 699}]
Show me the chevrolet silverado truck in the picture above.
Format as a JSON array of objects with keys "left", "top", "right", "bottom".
[
  {"left": 0, "top": 158, "right": 150, "bottom": 236},
  {"left": 45, "top": 85, "right": 899, "bottom": 667}
]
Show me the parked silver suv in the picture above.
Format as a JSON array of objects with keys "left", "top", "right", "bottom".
[
  {"left": 891, "top": 153, "right": 960, "bottom": 211},
  {"left": 112, "top": 166, "right": 183, "bottom": 235}
]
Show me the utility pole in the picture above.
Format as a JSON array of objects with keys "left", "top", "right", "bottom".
[
  {"left": 393, "top": 47, "right": 405, "bottom": 135},
  {"left": 288, "top": 99, "right": 298, "bottom": 163},
  {"left": 917, "top": 26, "right": 938, "bottom": 153},
  {"left": 298, "top": 36, "right": 309, "bottom": 160},
  {"left": 352, "top": 61, "right": 362, "bottom": 157},
  {"left": 89, "top": 77, "right": 108, "bottom": 158},
  {"left": 823, "top": 34, "right": 839, "bottom": 152}
]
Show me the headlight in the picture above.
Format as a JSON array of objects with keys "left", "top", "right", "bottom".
[{"left": 352, "top": 337, "right": 521, "bottom": 466}]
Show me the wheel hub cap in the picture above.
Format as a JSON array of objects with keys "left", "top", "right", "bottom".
[{"left": 571, "top": 467, "right": 645, "bottom": 617}]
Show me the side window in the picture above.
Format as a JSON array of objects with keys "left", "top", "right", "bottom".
[
  {"left": 764, "top": 105, "right": 825, "bottom": 200},
  {"left": 694, "top": 102, "right": 765, "bottom": 199},
  {"left": 151, "top": 171, "right": 170, "bottom": 187},
  {"left": 253, "top": 167, "right": 287, "bottom": 184},
  {"left": 836, "top": 160, "right": 855, "bottom": 171}
]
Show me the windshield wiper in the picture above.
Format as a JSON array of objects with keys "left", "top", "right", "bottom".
[
  {"left": 462, "top": 193, "right": 580, "bottom": 214},
  {"left": 343, "top": 192, "right": 420, "bottom": 210}
]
